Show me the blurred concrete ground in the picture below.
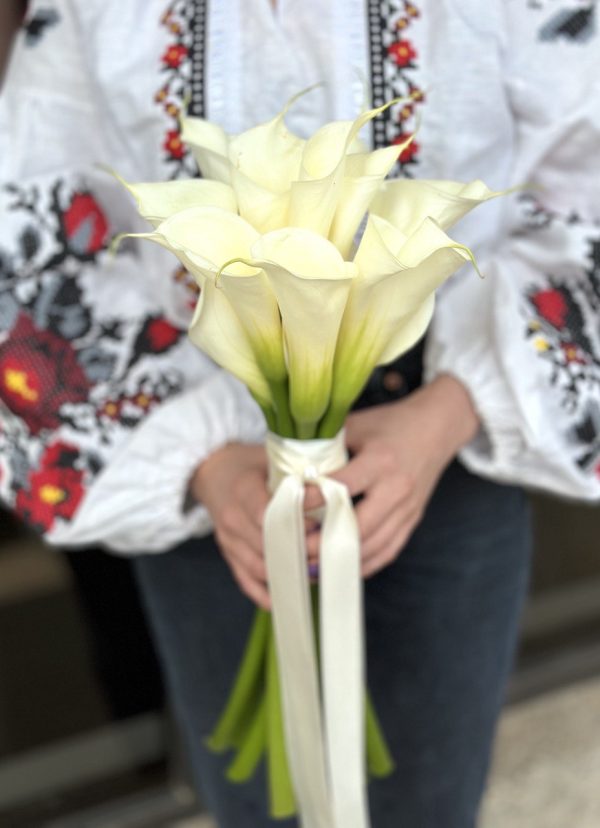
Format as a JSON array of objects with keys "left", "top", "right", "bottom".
[{"left": 480, "top": 675, "right": 600, "bottom": 828}]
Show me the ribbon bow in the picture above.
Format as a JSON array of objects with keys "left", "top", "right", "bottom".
[{"left": 264, "top": 430, "right": 369, "bottom": 828}]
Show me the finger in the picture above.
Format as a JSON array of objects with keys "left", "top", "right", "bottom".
[
  {"left": 233, "top": 566, "right": 272, "bottom": 611},
  {"left": 306, "top": 529, "right": 321, "bottom": 559},
  {"left": 353, "top": 479, "right": 412, "bottom": 545},
  {"left": 361, "top": 518, "right": 418, "bottom": 579},
  {"left": 233, "top": 541, "right": 269, "bottom": 584},
  {"left": 329, "top": 450, "right": 388, "bottom": 499},
  {"left": 219, "top": 503, "right": 264, "bottom": 557},
  {"left": 243, "top": 481, "right": 271, "bottom": 532},
  {"left": 359, "top": 507, "right": 408, "bottom": 565},
  {"left": 304, "top": 484, "right": 325, "bottom": 512}
]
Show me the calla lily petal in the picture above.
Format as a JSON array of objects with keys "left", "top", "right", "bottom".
[
  {"left": 188, "top": 278, "right": 273, "bottom": 407},
  {"left": 329, "top": 138, "right": 413, "bottom": 257},
  {"left": 229, "top": 167, "right": 290, "bottom": 232},
  {"left": 355, "top": 214, "right": 473, "bottom": 316},
  {"left": 112, "top": 173, "right": 238, "bottom": 227},
  {"left": 370, "top": 178, "right": 508, "bottom": 236},
  {"left": 216, "top": 262, "right": 287, "bottom": 383},
  {"left": 288, "top": 101, "right": 408, "bottom": 240},
  {"left": 181, "top": 118, "right": 232, "bottom": 183},
  {"left": 142, "top": 206, "right": 260, "bottom": 282},
  {"left": 228, "top": 110, "right": 305, "bottom": 193}
]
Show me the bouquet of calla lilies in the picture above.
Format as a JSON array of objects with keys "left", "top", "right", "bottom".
[{"left": 115, "top": 91, "right": 506, "bottom": 827}]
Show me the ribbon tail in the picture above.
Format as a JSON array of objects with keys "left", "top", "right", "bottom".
[
  {"left": 264, "top": 475, "right": 333, "bottom": 828},
  {"left": 319, "top": 478, "right": 370, "bottom": 828}
]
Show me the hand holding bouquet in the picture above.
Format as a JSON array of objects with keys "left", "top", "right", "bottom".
[{"left": 115, "top": 91, "right": 505, "bottom": 828}]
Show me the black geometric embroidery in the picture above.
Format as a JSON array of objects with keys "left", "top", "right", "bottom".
[
  {"left": 23, "top": 8, "right": 61, "bottom": 46},
  {"left": 571, "top": 402, "right": 600, "bottom": 471},
  {"left": 539, "top": 6, "right": 596, "bottom": 42},
  {"left": 367, "top": 1, "right": 424, "bottom": 172}
]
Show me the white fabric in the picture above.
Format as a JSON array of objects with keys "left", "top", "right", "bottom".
[
  {"left": 207, "top": 0, "right": 367, "bottom": 138},
  {"left": 0, "top": 0, "right": 599, "bottom": 552},
  {"left": 264, "top": 431, "right": 367, "bottom": 828}
]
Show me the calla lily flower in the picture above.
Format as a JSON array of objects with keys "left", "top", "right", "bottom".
[
  {"left": 121, "top": 206, "right": 276, "bottom": 408},
  {"left": 320, "top": 214, "right": 475, "bottom": 435},
  {"left": 247, "top": 228, "right": 357, "bottom": 437},
  {"left": 141, "top": 207, "right": 287, "bottom": 392}
]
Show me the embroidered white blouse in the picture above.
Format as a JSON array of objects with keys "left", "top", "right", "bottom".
[{"left": 0, "top": 0, "right": 599, "bottom": 552}]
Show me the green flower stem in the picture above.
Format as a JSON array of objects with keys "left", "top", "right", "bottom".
[
  {"left": 317, "top": 403, "right": 349, "bottom": 439},
  {"left": 267, "top": 624, "right": 296, "bottom": 818},
  {"left": 206, "top": 609, "right": 270, "bottom": 752},
  {"left": 226, "top": 694, "right": 267, "bottom": 783},
  {"left": 251, "top": 393, "right": 278, "bottom": 433},
  {"left": 296, "top": 420, "right": 318, "bottom": 440},
  {"left": 365, "top": 692, "right": 395, "bottom": 778},
  {"left": 270, "top": 379, "right": 296, "bottom": 438}
]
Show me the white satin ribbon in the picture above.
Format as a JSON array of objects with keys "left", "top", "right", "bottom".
[{"left": 264, "top": 430, "right": 370, "bottom": 828}]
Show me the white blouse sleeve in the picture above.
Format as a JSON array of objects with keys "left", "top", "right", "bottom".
[
  {"left": 0, "top": 1, "right": 266, "bottom": 552},
  {"left": 425, "top": 4, "right": 600, "bottom": 500},
  {"left": 50, "top": 372, "right": 266, "bottom": 554}
]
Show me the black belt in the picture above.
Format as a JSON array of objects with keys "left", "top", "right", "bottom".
[{"left": 352, "top": 338, "right": 424, "bottom": 410}]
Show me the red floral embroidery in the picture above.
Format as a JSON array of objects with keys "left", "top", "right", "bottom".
[
  {"left": 100, "top": 400, "right": 122, "bottom": 420},
  {"left": 146, "top": 318, "right": 181, "bottom": 351},
  {"left": 387, "top": 39, "right": 417, "bottom": 67},
  {"left": 393, "top": 133, "right": 420, "bottom": 163},
  {"left": 0, "top": 314, "right": 91, "bottom": 435},
  {"left": 62, "top": 192, "right": 109, "bottom": 256},
  {"left": 164, "top": 129, "right": 186, "bottom": 160},
  {"left": 531, "top": 289, "right": 568, "bottom": 329},
  {"left": 162, "top": 43, "right": 188, "bottom": 69},
  {"left": 156, "top": 2, "right": 200, "bottom": 178},
  {"left": 370, "top": 0, "right": 424, "bottom": 171},
  {"left": 15, "top": 441, "right": 85, "bottom": 532},
  {"left": 561, "top": 342, "right": 588, "bottom": 365}
]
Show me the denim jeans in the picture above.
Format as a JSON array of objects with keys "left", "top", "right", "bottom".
[{"left": 133, "top": 459, "right": 531, "bottom": 828}]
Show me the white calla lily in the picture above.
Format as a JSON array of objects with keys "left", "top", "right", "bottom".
[
  {"left": 370, "top": 178, "right": 508, "bottom": 236},
  {"left": 248, "top": 228, "right": 357, "bottom": 437},
  {"left": 119, "top": 207, "right": 275, "bottom": 409},
  {"left": 111, "top": 172, "right": 237, "bottom": 227},
  {"left": 188, "top": 278, "right": 273, "bottom": 410},
  {"left": 145, "top": 208, "right": 287, "bottom": 390},
  {"left": 320, "top": 214, "right": 475, "bottom": 435},
  {"left": 288, "top": 102, "right": 409, "bottom": 243}
]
